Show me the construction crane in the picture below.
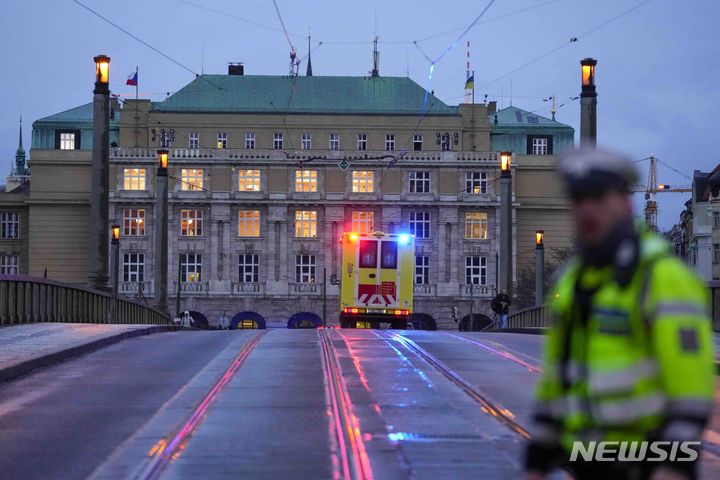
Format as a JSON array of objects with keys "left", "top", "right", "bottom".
[{"left": 630, "top": 155, "right": 692, "bottom": 231}]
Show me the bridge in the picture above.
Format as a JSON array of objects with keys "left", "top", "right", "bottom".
[{"left": 1, "top": 276, "right": 719, "bottom": 479}]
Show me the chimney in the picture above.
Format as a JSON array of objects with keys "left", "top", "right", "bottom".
[
  {"left": 579, "top": 57, "right": 597, "bottom": 147},
  {"left": 228, "top": 63, "right": 244, "bottom": 76},
  {"left": 487, "top": 101, "right": 497, "bottom": 115}
]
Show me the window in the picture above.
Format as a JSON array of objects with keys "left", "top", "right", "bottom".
[
  {"left": 1, "top": 212, "right": 19, "bottom": 239},
  {"left": 122, "top": 253, "right": 144, "bottom": 282},
  {"left": 123, "top": 168, "right": 146, "bottom": 190},
  {"left": 245, "top": 132, "right": 255, "bottom": 150},
  {"left": 180, "top": 253, "right": 202, "bottom": 282},
  {"left": 465, "top": 171, "right": 487, "bottom": 194},
  {"left": 301, "top": 133, "right": 312, "bottom": 150},
  {"left": 409, "top": 171, "right": 431, "bottom": 193},
  {"left": 0, "top": 255, "right": 18, "bottom": 275},
  {"left": 181, "top": 210, "right": 203, "bottom": 236},
  {"left": 273, "top": 133, "right": 283, "bottom": 150},
  {"left": 714, "top": 211, "right": 720, "bottom": 229},
  {"left": 217, "top": 132, "right": 227, "bottom": 149},
  {"left": 439, "top": 133, "right": 452, "bottom": 151},
  {"left": 238, "top": 254, "right": 259, "bottom": 283},
  {"left": 466, "top": 256, "right": 487, "bottom": 285},
  {"left": 409, "top": 211, "right": 430, "bottom": 239},
  {"left": 415, "top": 255, "right": 429, "bottom": 284},
  {"left": 238, "top": 169, "right": 261, "bottom": 192},
  {"left": 527, "top": 135, "right": 553, "bottom": 155},
  {"left": 295, "top": 170, "right": 317, "bottom": 192},
  {"left": 295, "top": 255, "right": 316, "bottom": 283},
  {"left": 385, "top": 134, "right": 395, "bottom": 151},
  {"left": 295, "top": 210, "right": 317, "bottom": 237},
  {"left": 329, "top": 133, "right": 340, "bottom": 150},
  {"left": 359, "top": 240, "right": 378, "bottom": 268},
  {"left": 352, "top": 171, "right": 374, "bottom": 193},
  {"left": 380, "top": 241, "right": 398, "bottom": 269},
  {"left": 181, "top": 168, "right": 203, "bottom": 191},
  {"left": 352, "top": 211, "right": 374, "bottom": 234},
  {"left": 465, "top": 212, "right": 488, "bottom": 240},
  {"left": 55, "top": 130, "right": 80, "bottom": 150},
  {"left": 413, "top": 134, "right": 423, "bottom": 151},
  {"left": 714, "top": 244, "right": 720, "bottom": 264},
  {"left": 238, "top": 210, "right": 260, "bottom": 237},
  {"left": 189, "top": 132, "right": 199, "bottom": 149},
  {"left": 122, "top": 209, "right": 145, "bottom": 236},
  {"left": 357, "top": 133, "right": 367, "bottom": 151}
]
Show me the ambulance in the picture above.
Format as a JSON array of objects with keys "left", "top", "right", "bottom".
[{"left": 339, "top": 231, "right": 415, "bottom": 329}]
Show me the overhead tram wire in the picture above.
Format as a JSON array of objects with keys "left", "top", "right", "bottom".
[
  {"left": 476, "top": 0, "right": 656, "bottom": 91},
  {"left": 71, "top": 0, "right": 224, "bottom": 91}
]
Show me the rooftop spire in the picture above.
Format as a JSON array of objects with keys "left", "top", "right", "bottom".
[
  {"left": 306, "top": 31, "right": 313, "bottom": 77},
  {"left": 15, "top": 115, "right": 26, "bottom": 176}
]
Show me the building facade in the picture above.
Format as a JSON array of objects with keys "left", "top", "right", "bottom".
[{"left": 2, "top": 70, "right": 574, "bottom": 328}]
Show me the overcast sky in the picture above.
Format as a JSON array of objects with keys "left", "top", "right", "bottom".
[{"left": 0, "top": 0, "right": 717, "bottom": 229}]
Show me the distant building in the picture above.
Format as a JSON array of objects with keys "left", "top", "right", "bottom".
[{"left": 1, "top": 69, "right": 574, "bottom": 327}]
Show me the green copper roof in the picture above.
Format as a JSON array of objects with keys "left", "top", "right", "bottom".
[
  {"left": 490, "top": 106, "right": 572, "bottom": 129},
  {"left": 153, "top": 75, "right": 458, "bottom": 115},
  {"left": 36, "top": 103, "right": 94, "bottom": 123}
]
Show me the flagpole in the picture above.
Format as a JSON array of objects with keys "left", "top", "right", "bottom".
[
  {"left": 135, "top": 66, "right": 139, "bottom": 101},
  {"left": 472, "top": 69, "right": 475, "bottom": 105}
]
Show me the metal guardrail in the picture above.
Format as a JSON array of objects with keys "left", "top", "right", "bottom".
[
  {"left": 506, "top": 305, "right": 551, "bottom": 330},
  {"left": 0, "top": 275, "right": 170, "bottom": 326}
]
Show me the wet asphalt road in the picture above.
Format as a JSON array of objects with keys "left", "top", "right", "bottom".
[{"left": 0, "top": 329, "right": 718, "bottom": 479}]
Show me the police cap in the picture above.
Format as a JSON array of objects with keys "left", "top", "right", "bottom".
[{"left": 558, "top": 147, "right": 638, "bottom": 201}]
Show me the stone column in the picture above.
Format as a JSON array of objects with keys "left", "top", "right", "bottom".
[
  {"left": 580, "top": 57, "right": 598, "bottom": 148},
  {"left": 154, "top": 160, "right": 169, "bottom": 315}
]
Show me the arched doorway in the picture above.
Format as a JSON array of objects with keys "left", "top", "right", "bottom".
[
  {"left": 409, "top": 313, "right": 437, "bottom": 331},
  {"left": 287, "top": 312, "right": 323, "bottom": 329},
  {"left": 188, "top": 311, "right": 209, "bottom": 329},
  {"left": 230, "top": 311, "right": 266, "bottom": 330},
  {"left": 459, "top": 313, "right": 492, "bottom": 331}
]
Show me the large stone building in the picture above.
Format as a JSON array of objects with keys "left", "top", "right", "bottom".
[{"left": 1, "top": 67, "right": 574, "bottom": 328}]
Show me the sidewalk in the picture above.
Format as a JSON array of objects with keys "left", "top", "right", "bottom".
[{"left": 0, "top": 323, "right": 177, "bottom": 382}]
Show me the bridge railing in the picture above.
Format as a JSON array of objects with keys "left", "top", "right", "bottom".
[
  {"left": 506, "top": 305, "right": 552, "bottom": 330},
  {"left": 0, "top": 275, "right": 170, "bottom": 326}
]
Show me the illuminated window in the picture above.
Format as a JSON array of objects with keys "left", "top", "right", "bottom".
[
  {"left": 409, "top": 171, "right": 430, "bottom": 193},
  {"left": 415, "top": 255, "right": 429, "bottom": 284},
  {"left": 217, "top": 132, "right": 227, "bottom": 149},
  {"left": 181, "top": 168, "right": 203, "bottom": 191},
  {"left": 123, "top": 168, "right": 146, "bottom": 190},
  {"left": 238, "top": 169, "right": 261, "bottom": 192},
  {"left": 465, "top": 212, "right": 488, "bottom": 240},
  {"left": 357, "top": 133, "right": 367, "bottom": 151},
  {"left": 301, "top": 133, "right": 312, "bottom": 150},
  {"left": 239, "top": 254, "right": 259, "bottom": 283},
  {"left": 295, "top": 170, "right": 317, "bottom": 192},
  {"left": 180, "top": 253, "right": 202, "bottom": 282},
  {"left": 352, "top": 171, "right": 374, "bottom": 193},
  {"left": 245, "top": 132, "right": 255, "bottom": 149},
  {"left": 122, "top": 208, "right": 145, "bottom": 236},
  {"left": 59, "top": 132, "right": 76, "bottom": 150},
  {"left": 273, "top": 132, "right": 283, "bottom": 150},
  {"left": 465, "top": 171, "right": 487, "bottom": 194},
  {"left": 122, "top": 253, "right": 144, "bottom": 282},
  {"left": 0, "top": 211, "right": 19, "bottom": 239},
  {"left": 465, "top": 256, "right": 487, "bottom": 285},
  {"left": 238, "top": 210, "right": 260, "bottom": 237},
  {"left": 189, "top": 132, "right": 199, "bottom": 149},
  {"left": 352, "top": 211, "right": 374, "bottom": 234},
  {"left": 181, "top": 210, "right": 203, "bottom": 236},
  {"left": 0, "top": 255, "right": 18, "bottom": 275},
  {"left": 295, "top": 254, "right": 316, "bottom": 283},
  {"left": 409, "top": 211, "right": 430, "bottom": 238},
  {"left": 329, "top": 133, "right": 340, "bottom": 150},
  {"left": 385, "top": 134, "right": 395, "bottom": 151},
  {"left": 295, "top": 210, "right": 317, "bottom": 237},
  {"left": 413, "top": 134, "right": 423, "bottom": 151}
]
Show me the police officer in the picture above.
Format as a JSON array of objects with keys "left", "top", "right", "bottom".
[{"left": 525, "top": 148, "right": 715, "bottom": 480}]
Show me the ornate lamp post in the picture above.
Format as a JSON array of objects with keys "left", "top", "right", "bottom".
[
  {"left": 580, "top": 57, "right": 597, "bottom": 147},
  {"left": 110, "top": 224, "right": 120, "bottom": 322},
  {"left": 499, "top": 151, "right": 513, "bottom": 298},
  {"left": 154, "top": 148, "right": 169, "bottom": 315},
  {"left": 535, "top": 230, "right": 545, "bottom": 307}
]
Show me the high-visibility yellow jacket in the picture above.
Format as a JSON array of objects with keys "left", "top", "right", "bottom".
[{"left": 530, "top": 229, "right": 715, "bottom": 465}]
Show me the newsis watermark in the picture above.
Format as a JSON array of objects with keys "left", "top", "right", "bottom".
[{"left": 570, "top": 441, "right": 701, "bottom": 462}]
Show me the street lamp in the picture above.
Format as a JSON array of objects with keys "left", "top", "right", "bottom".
[
  {"left": 110, "top": 224, "right": 120, "bottom": 323},
  {"left": 155, "top": 149, "right": 170, "bottom": 316},
  {"left": 499, "top": 151, "right": 513, "bottom": 298},
  {"left": 581, "top": 58, "right": 596, "bottom": 90},
  {"left": 94, "top": 55, "right": 110, "bottom": 94},
  {"left": 580, "top": 57, "right": 597, "bottom": 147},
  {"left": 535, "top": 230, "right": 545, "bottom": 307}
]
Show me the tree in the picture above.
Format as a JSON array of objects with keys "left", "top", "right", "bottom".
[{"left": 514, "top": 244, "right": 575, "bottom": 310}]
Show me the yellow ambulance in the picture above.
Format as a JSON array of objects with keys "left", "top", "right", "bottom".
[{"left": 339, "top": 231, "right": 415, "bottom": 329}]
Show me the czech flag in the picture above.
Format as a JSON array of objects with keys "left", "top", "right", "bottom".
[
  {"left": 126, "top": 71, "right": 138, "bottom": 86},
  {"left": 464, "top": 74, "right": 474, "bottom": 90}
]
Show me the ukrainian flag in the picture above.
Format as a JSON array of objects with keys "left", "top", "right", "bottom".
[{"left": 464, "top": 74, "right": 474, "bottom": 90}]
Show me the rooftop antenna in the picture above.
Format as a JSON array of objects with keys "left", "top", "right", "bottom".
[
  {"left": 543, "top": 95, "right": 557, "bottom": 120},
  {"left": 201, "top": 43, "right": 205, "bottom": 75},
  {"left": 510, "top": 77, "right": 513, "bottom": 107},
  {"left": 406, "top": 46, "right": 409, "bottom": 77},
  {"left": 306, "top": 28, "right": 313, "bottom": 76},
  {"left": 371, "top": 7, "right": 379, "bottom": 77}
]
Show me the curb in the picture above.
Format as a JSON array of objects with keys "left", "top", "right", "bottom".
[{"left": 0, "top": 325, "right": 181, "bottom": 383}]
